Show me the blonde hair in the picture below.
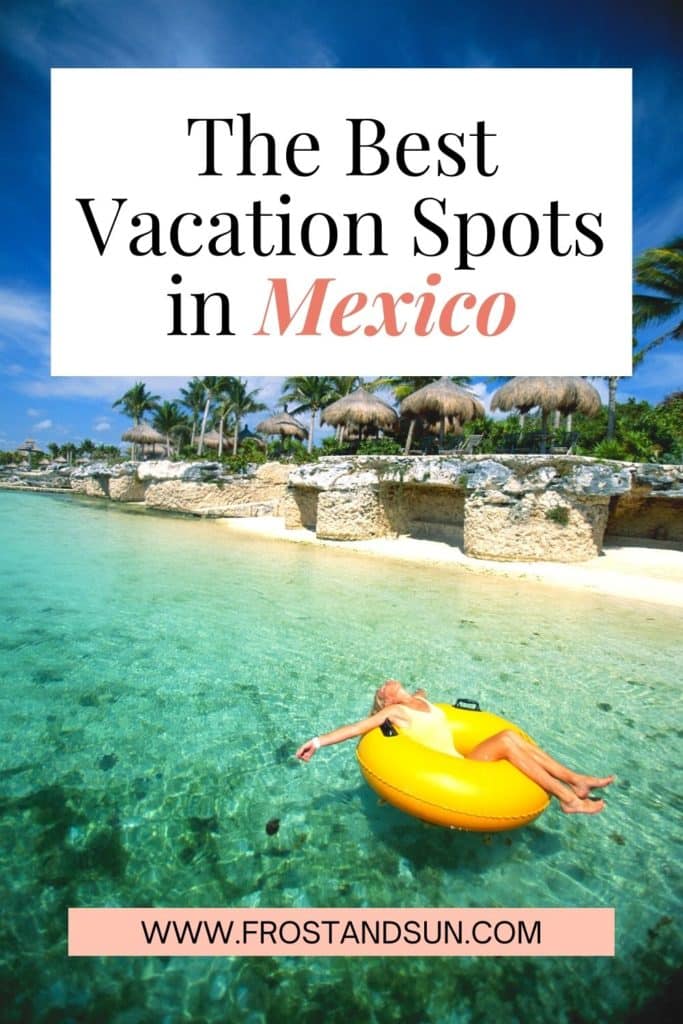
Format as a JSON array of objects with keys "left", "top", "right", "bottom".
[
  {"left": 371, "top": 689, "right": 385, "bottom": 714},
  {"left": 371, "top": 680, "right": 399, "bottom": 714}
]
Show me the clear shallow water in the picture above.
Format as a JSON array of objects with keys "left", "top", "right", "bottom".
[{"left": 0, "top": 490, "right": 681, "bottom": 1023}]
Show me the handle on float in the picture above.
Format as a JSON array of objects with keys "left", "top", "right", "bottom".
[
  {"left": 453, "top": 698, "right": 481, "bottom": 711},
  {"left": 380, "top": 719, "right": 398, "bottom": 737}
]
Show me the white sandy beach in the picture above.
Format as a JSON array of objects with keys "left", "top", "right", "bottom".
[{"left": 219, "top": 515, "right": 683, "bottom": 610}]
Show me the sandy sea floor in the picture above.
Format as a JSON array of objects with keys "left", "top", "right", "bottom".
[{"left": 219, "top": 515, "right": 683, "bottom": 610}]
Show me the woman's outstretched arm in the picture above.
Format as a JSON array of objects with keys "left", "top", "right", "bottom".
[{"left": 296, "top": 708, "right": 399, "bottom": 761}]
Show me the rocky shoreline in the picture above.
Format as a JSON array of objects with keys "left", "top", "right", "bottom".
[{"left": 2, "top": 454, "right": 681, "bottom": 563}]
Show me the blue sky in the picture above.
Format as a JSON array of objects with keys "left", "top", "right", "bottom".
[{"left": 0, "top": 0, "right": 681, "bottom": 450}]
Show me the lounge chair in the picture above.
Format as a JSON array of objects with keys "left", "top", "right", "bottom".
[
  {"left": 549, "top": 432, "right": 578, "bottom": 455},
  {"left": 512, "top": 430, "right": 544, "bottom": 454},
  {"left": 458, "top": 434, "right": 484, "bottom": 455}
]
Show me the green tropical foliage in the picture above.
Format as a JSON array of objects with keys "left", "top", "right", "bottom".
[
  {"left": 179, "top": 377, "right": 207, "bottom": 448},
  {"left": 223, "top": 378, "right": 266, "bottom": 455},
  {"left": 326, "top": 377, "right": 364, "bottom": 400},
  {"left": 357, "top": 437, "right": 404, "bottom": 455},
  {"left": 281, "top": 377, "right": 336, "bottom": 453},
  {"left": 221, "top": 438, "right": 268, "bottom": 473},
  {"left": 60, "top": 442, "right": 78, "bottom": 465},
  {"left": 576, "top": 397, "right": 683, "bottom": 463},
  {"left": 152, "top": 401, "right": 188, "bottom": 457},
  {"left": 112, "top": 381, "right": 160, "bottom": 424},
  {"left": 196, "top": 377, "right": 233, "bottom": 455},
  {"left": 633, "top": 236, "right": 683, "bottom": 352},
  {"left": 372, "top": 375, "right": 472, "bottom": 403}
]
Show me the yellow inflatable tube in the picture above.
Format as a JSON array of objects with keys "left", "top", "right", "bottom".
[{"left": 356, "top": 702, "right": 550, "bottom": 831}]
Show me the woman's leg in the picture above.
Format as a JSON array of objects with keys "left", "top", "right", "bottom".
[
  {"left": 517, "top": 739, "right": 615, "bottom": 797},
  {"left": 467, "top": 730, "right": 607, "bottom": 814}
]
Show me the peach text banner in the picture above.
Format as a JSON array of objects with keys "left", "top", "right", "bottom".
[{"left": 69, "top": 908, "right": 615, "bottom": 957}]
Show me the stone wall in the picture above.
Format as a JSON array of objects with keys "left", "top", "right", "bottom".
[
  {"left": 288, "top": 455, "right": 683, "bottom": 562},
  {"left": 607, "top": 492, "right": 683, "bottom": 544},
  {"left": 71, "top": 474, "right": 147, "bottom": 502},
  {"left": 144, "top": 477, "right": 281, "bottom": 517},
  {"left": 70, "top": 460, "right": 290, "bottom": 517},
  {"left": 316, "top": 486, "right": 396, "bottom": 541},
  {"left": 464, "top": 492, "right": 610, "bottom": 561},
  {"left": 398, "top": 483, "right": 465, "bottom": 544},
  {"left": 282, "top": 488, "right": 319, "bottom": 530},
  {"left": 70, "top": 464, "right": 147, "bottom": 501}
]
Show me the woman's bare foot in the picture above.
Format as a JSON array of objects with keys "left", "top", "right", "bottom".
[
  {"left": 560, "top": 796, "right": 606, "bottom": 815},
  {"left": 571, "top": 775, "right": 616, "bottom": 798}
]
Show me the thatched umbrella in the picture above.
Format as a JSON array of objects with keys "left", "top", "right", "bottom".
[
  {"left": 257, "top": 412, "right": 308, "bottom": 443},
  {"left": 199, "top": 429, "right": 222, "bottom": 449},
  {"left": 17, "top": 439, "right": 41, "bottom": 469},
  {"left": 425, "top": 416, "right": 464, "bottom": 437},
  {"left": 121, "top": 422, "right": 165, "bottom": 460},
  {"left": 400, "top": 378, "right": 485, "bottom": 452},
  {"left": 321, "top": 387, "right": 398, "bottom": 441},
  {"left": 491, "top": 377, "right": 601, "bottom": 451}
]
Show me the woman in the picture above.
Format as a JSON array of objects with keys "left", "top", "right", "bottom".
[{"left": 296, "top": 680, "right": 615, "bottom": 815}]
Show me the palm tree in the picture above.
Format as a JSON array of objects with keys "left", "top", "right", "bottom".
[
  {"left": 95, "top": 443, "right": 120, "bottom": 462},
  {"left": 613, "top": 237, "right": 683, "bottom": 442},
  {"left": 60, "top": 442, "right": 78, "bottom": 467},
  {"left": 373, "top": 375, "right": 472, "bottom": 401},
  {"left": 326, "top": 377, "right": 364, "bottom": 400},
  {"left": 212, "top": 396, "right": 236, "bottom": 457},
  {"left": 78, "top": 438, "right": 96, "bottom": 458},
  {"left": 281, "top": 377, "right": 335, "bottom": 453},
  {"left": 112, "top": 381, "right": 160, "bottom": 425},
  {"left": 47, "top": 442, "right": 60, "bottom": 460},
  {"left": 223, "top": 378, "right": 266, "bottom": 455},
  {"left": 179, "top": 377, "right": 206, "bottom": 448},
  {"left": 605, "top": 333, "right": 654, "bottom": 439},
  {"left": 605, "top": 376, "right": 619, "bottom": 440},
  {"left": 196, "top": 376, "right": 233, "bottom": 455},
  {"left": 153, "top": 401, "right": 187, "bottom": 457},
  {"left": 633, "top": 236, "right": 683, "bottom": 353}
]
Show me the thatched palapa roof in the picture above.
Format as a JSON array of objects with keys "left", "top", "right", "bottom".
[
  {"left": 321, "top": 388, "right": 398, "bottom": 430},
  {"left": 121, "top": 423, "right": 165, "bottom": 445},
  {"left": 201, "top": 430, "right": 226, "bottom": 449},
  {"left": 256, "top": 413, "right": 308, "bottom": 440},
  {"left": 490, "top": 377, "right": 601, "bottom": 417},
  {"left": 17, "top": 438, "right": 41, "bottom": 453},
  {"left": 400, "top": 378, "right": 485, "bottom": 423}
]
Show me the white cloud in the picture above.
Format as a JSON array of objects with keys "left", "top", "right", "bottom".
[
  {"left": 1, "top": 1, "right": 260, "bottom": 75},
  {"left": 468, "top": 380, "right": 507, "bottom": 418},
  {"left": 0, "top": 362, "right": 27, "bottom": 376},
  {"left": 19, "top": 375, "right": 189, "bottom": 400},
  {"left": 635, "top": 193, "right": 683, "bottom": 252},
  {"left": 250, "top": 376, "right": 285, "bottom": 409},
  {"left": 27, "top": 407, "right": 43, "bottom": 417},
  {"left": 34, "top": 418, "right": 53, "bottom": 431},
  {"left": 1, "top": 2, "right": 339, "bottom": 77},
  {"left": 0, "top": 286, "right": 50, "bottom": 355},
  {"left": 16, "top": 372, "right": 287, "bottom": 415},
  {"left": 588, "top": 377, "right": 609, "bottom": 404},
  {"left": 94, "top": 418, "right": 112, "bottom": 432}
]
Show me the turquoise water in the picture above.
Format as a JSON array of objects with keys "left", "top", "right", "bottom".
[{"left": 0, "top": 489, "right": 681, "bottom": 1023}]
